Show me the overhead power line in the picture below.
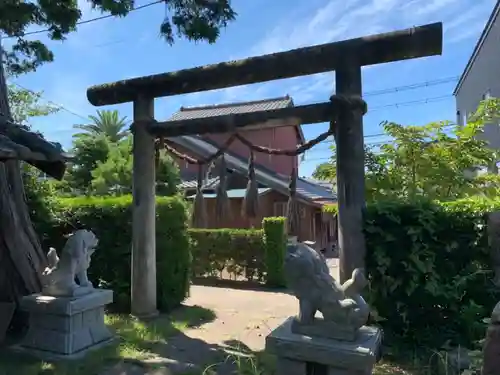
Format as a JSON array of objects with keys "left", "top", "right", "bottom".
[
  {"left": 9, "top": 82, "right": 90, "bottom": 122},
  {"left": 9, "top": 81, "right": 454, "bottom": 140},
  {"left": 9, "top": 77, "right": 455, "bottom": 126},
  {"left": 363, "top": 76, "right": 458, "bottom": 97},
  {"left": 307, "top": 95, "right": 455, "bottom": 148},
  {"left": 371, "top": 94, "right": 452, "bottom": 110},
  {"left": 3, "top": 0, "right": 164, "bottom": 39},
  {"left": 304, "top": 134, "right": 457, "bottom": 163}
]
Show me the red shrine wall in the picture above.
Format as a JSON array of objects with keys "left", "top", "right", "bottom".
[
  {"left": 172, "top": 124, "right": 301, "bottom": 177},
  {"left": 204, "top": 124, "right": 300, "bottom": 176}
]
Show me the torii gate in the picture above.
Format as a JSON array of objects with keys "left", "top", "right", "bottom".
[{"left": 86, "top": 22, "right": 443, "bottom": 318}]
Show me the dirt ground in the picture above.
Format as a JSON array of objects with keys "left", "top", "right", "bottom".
[
  {"left": 183, "top": 258, "right": 339, "bottom": 351},
  {"left": 106, "top": 259, "right": 339, "bottom": 374}
]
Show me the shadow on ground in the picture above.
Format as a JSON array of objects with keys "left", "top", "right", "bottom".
[
  {"left": 192, "top": 277, "right": 290, "bottom": 295},
  {"left": 0, "top": 305, "right": 274, "bottom": 375}
]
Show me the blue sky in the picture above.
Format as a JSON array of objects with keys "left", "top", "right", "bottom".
[{"left": 4, "top": 0, "right": 497, "bottom": 176}]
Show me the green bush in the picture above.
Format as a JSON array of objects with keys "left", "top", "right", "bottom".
[
  {"left": 49, "top": 195, "right": 190, "bottom": 312},
  {"left": 154, "top": 197, "right": 191, "bottom": 311},
  {"left": 365, "top": 198, "right": 500, "bottom": 348},
  {"left": 22, "top": 164, "right": 59, "bottom": 247},
  {"left": 263, "top": 217, "right": 286, "bottom": 287},
  {"left": 189, "top": 228, "right": 265, "bottom": 282}
]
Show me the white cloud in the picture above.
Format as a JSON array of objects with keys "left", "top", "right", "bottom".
[
  {"left": 444, "top": 4, "right": 493, "bottom": 44},
  {"left": 251, "top": 0, "right": 391, "bottom": 56},
  {"left": 412, "top": 0, "right": 457, "bottom": 17},
  {"left": 218, "top": 0, "right": 496, "bottom": 105},
  {"left": 36, "top": 0, "right": 497, "bottom": 126},
  {"left": 216, "top": 0, "right": 400, "bottom": 104}
]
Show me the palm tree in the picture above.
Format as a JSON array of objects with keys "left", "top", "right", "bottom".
[{"left": 73, "top": 110, "right": 129, "bottom": 142}]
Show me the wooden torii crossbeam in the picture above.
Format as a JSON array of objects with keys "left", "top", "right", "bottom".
[{"left": 87, "top": 23, "right": 443, "bottom": 318}]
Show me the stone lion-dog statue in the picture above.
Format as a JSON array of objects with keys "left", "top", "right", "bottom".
[
  {"left": 284, "top": 241, "right": 370, "bottom": 339},
  {"left": 41, "top": 229, "right": 99, "bottom": 297}
]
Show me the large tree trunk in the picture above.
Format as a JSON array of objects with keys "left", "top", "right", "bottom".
[
  {"left": 0, "top": 160, "right": 46, "bottom": 302},
  {"left": 0, "top": 42, "right": 46, "bottom": 305}
]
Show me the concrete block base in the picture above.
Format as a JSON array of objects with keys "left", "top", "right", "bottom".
[
  {"left": 266, "top": 317, "right": 382, "bottom": 375},
  {"left": 17, "top": 289, "right": 114, "bottom": 360}
]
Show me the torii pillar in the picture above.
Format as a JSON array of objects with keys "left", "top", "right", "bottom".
[{"left": 131, "top": 96, "right": 158, "bottom": 318}]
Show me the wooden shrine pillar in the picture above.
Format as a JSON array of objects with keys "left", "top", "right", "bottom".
[
  {"left": 131, "top": 96, "right": 158, "bottom": 318},
  {"left": 334, "top": 61, "right": 366, "bottom": 283},
  {"left": 85, "top": 24, "right": 443, "bottom": 286}
]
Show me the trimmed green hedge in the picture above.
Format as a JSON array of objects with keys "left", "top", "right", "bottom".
[
  {"left": 29, "top": 186, "right": 500, "bottom": 348},
  {"left": 189, "top": 228, "right": 266, "bottom": 282},
  {"left": 189, "top": 218, "right": 287, "bottom": 285},
  {"left": 46, "top": 195, "right": 191, "bottom": 312},
  {"left": 364, "top": 198, "right": 500, "bottom": 348},
  {"left": 263, "top": 217, "right": 286, "bottom": 287},
  {"left": 38, "top": 193, "right": 288, "bottom": 312}
]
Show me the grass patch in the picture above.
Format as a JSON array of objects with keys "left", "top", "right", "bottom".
[
  {"left": 0, "top": 305, "right": 215, "bottom": 375},
  {"left": 372, "top": 345, "right": 482, "bottom": 375},
  {"left": 0, "top": 305, "right": 481, "bottom": 375},
  {"left": 195, "top": 344, "right": 479, "bottom": 375}
]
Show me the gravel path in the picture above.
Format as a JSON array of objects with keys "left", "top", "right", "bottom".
[
  {"left": 183, "top": 257, "right": 339, "bottom": 351},
  {"left": 105, "top": 258, "right": 339, "bottom": 374}
]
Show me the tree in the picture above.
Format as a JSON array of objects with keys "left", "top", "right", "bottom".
[
  {"left": 312, "top": 162, "right": 336, "bottom": 182},
  {"left": 91, "top": 135, "right": 180, "bottom": 196},
  {"left": 0, "top": 61, "right": 63, "bottom": 319},
  {"left": 1, "top": 0, "right": 236, "bottom": 75},
  {"left": 7, "top": 84, "right": 61, "bottom": 217},
  {"left": 6, "top": 83, "right": 62, "bottom": 225},
  {"left": 7, "top": 84, "right": 59, "bottom": 128},
  {"left": 73, "top": 110, "right": 129, "bottom": 142},
  {"left": 0, "top": 1, "right": 235, "bottom": 310},
  {"left": 314, "top": 98, "right": 500, "bottom": 202},
  {"left": 62, "top": 133, "right": 111, "bottom": 194}
]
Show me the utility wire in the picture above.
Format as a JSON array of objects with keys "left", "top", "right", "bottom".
[
  {"left": 9, "top": 82, "right": 90, "bottom": 122},
  {"left": 9, "top": 81, "right": 455, "bottom": 149},
  {"left": 363, "top": 76, "right": 458, "bottom": 97},
  {"left": 304, "top": 95, "right": 454, "bottom": 148},
  {"left": 3, "top": 0, "right": 164, "bottom": 39},
  {"left": 303, "top": 127, "right": 458, "bottom": 162},
  {"left": 9, "top": 77, "right": 455, "bottom": 129},
  {"left": 46, "top": 93, "right": 454, "bottom": 137}
]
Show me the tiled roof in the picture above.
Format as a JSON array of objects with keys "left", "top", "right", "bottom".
[
  {"left": 300, "top": 178, "right": 335, "bottom": 194},
  {"left": 169, "top": 135, "right": 336, "bottom": 205},
  {"left": 186, "top": 188, "right": 271, "bottom": 199},
  {"left": 177, "top": 177, "right": 220, "bottom": 190},
  {"left": 296, "top": 178, "right": 337, "bottom": 201},
  {"left": 170, "top": 96, "right": 294, "bottom": 121}
]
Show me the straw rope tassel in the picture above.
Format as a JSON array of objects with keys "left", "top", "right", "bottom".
[
  {"left": 215, "top": 155, "right": 230, "bottom": 224},
  {"left": 286, "top": 167, "right": 300, "bottom": 238},
  {"left": 191, "top": 164, "right": 207, "bottom": 228},
  {"left": 155, "top": 136, "right": 165, "bottom": 168},
  {"left": 242, "top": 150, "right": 259, "bottom": 219}
]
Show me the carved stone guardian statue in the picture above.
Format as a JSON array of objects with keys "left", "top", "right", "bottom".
[
  {"left": 265, "top": 241, "right": 382, "bottom": 375},
  {"left": 284, "top": 240, "right": 370, "bottom": 340},
  {"left": 41, "top": 229, "right": 99, "bottom": 297},
  {"left": 18, "top": 229, "right": 114, "bottom": 359}
]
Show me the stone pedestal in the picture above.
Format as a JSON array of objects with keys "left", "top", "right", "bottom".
[
  {"left": 266, "top": 317, "right": 382, "bottom": 375},
  {"left": 16, "top": 289, "right": 113, "bottom": 360}
]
